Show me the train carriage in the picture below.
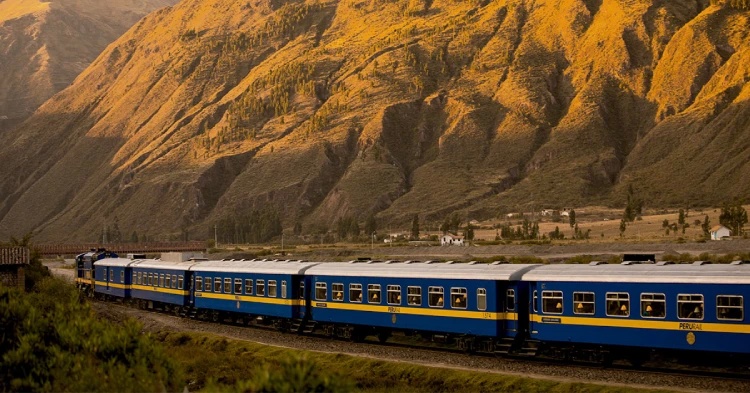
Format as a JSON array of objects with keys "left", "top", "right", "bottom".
[
  {"left": 305, "top": 261, "right": 539, "bottom": 348},
  {"left": 189, "top": 260, "right": 319, "bottom": 321},
  {"left": 75, "top": 249, "right": 118, "bottom": 293},
  {"left": 130, "top": 260, "right": 195, "bottom": 311},
  {"left": 523, "top": 262, "right": 750, "bottom": 362},
  {"left": 93, "top": 257, "right": 135, "bottom": 300}
]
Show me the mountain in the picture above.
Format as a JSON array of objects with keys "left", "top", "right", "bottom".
[
  {"left": 0, "top": 0, "right": 748, "bottom": 242},
  {"left": 0, "top": 0, "right": 178, "bottom": 131}
]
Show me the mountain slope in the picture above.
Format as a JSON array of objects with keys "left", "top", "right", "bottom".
[
  {"left": 0, "top": 0, "right": 178, "bottom": 130},
  {"left": 0, "top": 0, "right": 748, "bottom": 241}
]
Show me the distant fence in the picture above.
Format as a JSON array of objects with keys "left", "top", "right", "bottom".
[
  {"left": 35, "top": 242, "right": 205, "bottom": 256},
  {"left": 0, "top": 247, "right": 30, "bottom": 265}
]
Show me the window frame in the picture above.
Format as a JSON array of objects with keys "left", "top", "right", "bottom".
[
  {"left": 120, "top": 271, "right": 125, "bottom": 282},
  {"left": 331, "top": 283, "right": 344, "bottom": 302},
  {"left": 533, "top": 290, "right": 538, "bottom": 313},
  {"left": 223, "top": 278, "right": 231, "bottom": 293},
  {"left": 542, "top": 290, "right": 563, "bottom": 314},
  {"left": 178, "top": 275, "right": 184, "bottom": 290},
  {"left": 269, "top": 280, "right": 278, "bottom": 298},
  {"left": 172, "top": 275, "right": 178, "bottom": 289},
  {"left": 281, "top": 280, "right": 287, "bottom": 299},
  {"left": 349, "top": 284, "right": 363, "bottom": 303},
  {"left": 368, "top": 284, "right": 381, "bottom": 304},
  {"left": 450, "top": 287, "right": 468, "bottom": 309},
  {"left": 477, "top": 288, "right": 487, "bottom": 311},
  {"left": 506, "top": 289, "right": 516, "bottom": 311},
  {"left": 196, "top": 277, "right": 203, "bottom": 291},
  {"left": 110, "top": 270, "right": 114, "bottom": 282},
  {"left": 606, "top": 292, "right": 630, "bottom": 317},
  {"left": 165, "top": 274, "right": 171, "bottom": 288},
  {"left": 387, "top": 285, "right": 402, "bottom": 305},
  {"left": 315, "top": 282, "right": 327, "bottom": 301},
  {"left": 256, "top": 279, "right": 266, "bottom": 296},
  {"left": 428, "top": 286, "right": 444, "bottom": 308},
  {"left": 234, "top": 279, "right": 243, "bottom": 294},
  {"left": 132, "top": 272, "right": 136, "bottom": 285},
  {"left": 245, "top": 279, "right": 253, "bottom": 295},
  {"left": 407, "top": 286, "right": 422, "bottom": 306},
  {"left": 677, "top": 294, "right": 705, "bottom": 321},
  {"left": 573, "top": 291, "right": 595, "bottom": 315},
  {"left": 160, "top": 274, "right": 165, "bottom": 287},
  {"left": 137, "top": 272, "right": 142, "bottom": 285},
  {"left": 204, "top": 277, "right": 212, "bottom": 292},
  {"left": 640, "top": 293, "right": 666, "bottom": 319},
  {"left": 717, "top": 295, "right": 743, "bottom": 321},
  {"left": 213, "top": 277, "right": 221, "bottom": 292}
]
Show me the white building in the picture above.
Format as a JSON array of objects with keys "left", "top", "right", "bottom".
[
  {"left": 710, "top": 225, "right": 732, "bottom": 240},
  {"left": 441, "top": 234, "right": 465, "bottom": 246}
]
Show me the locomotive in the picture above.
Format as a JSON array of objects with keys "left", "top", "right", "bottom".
[{"left": 77, "top": 255, "right": 750, "bottom": 364}]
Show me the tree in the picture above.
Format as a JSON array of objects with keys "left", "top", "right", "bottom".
[
  {"left": 410, "top": 214, "right": 420, "bottom": 240},
  {"left": 678, "top": 209, "right": 685, "bottom": 226},
  {"left": 568, "top": 209, "right": 576, "bottom": 228},
  {"left": 619, "top": 219, "right": 627, "bottom": 237},
  {"left": 465, "top": 223, "right": 475, "bottom": 241},
  {"left": 623, "top": 185, "right": 644, "bottom": 222},
  {"left": 701, "top": 215, "right": 711, "bottom": 238},
  {"left": 719, "top": 200, "right": 748, "bottom": 236},
  {"left": 364, "top": 213, "right": 377, "bottom": 236}
]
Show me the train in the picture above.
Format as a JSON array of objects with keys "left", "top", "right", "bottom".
[{"left": 75, "top": 251, "right": 750, "bottom": 365}]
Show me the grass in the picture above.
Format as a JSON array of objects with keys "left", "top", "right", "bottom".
[{"left": 153, "top": 330, "right": 671, "bottom": 392}]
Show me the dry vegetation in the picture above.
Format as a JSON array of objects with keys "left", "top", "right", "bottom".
[{"left": 0, "top": 0, "right": 748, "bottom": 242}]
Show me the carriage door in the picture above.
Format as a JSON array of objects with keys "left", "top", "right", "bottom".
[{"left": 506, "top": 287, "right": 518, "bottom": 333}]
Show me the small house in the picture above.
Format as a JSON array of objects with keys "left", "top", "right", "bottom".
[
  {"left": 441, "top": 234, "right": 465, "bottom": 246},
  {"left": 710, "top": 225, "right": 732, "bottom": 240}
]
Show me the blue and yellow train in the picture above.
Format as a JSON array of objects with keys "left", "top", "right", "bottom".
[{"left": 77, "top": 256, "right": 750, "bottom": 364}]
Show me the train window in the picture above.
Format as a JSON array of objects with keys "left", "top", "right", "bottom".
[
  {"left": 223, "top": 278, "right": 231, "bottom": 293},
  {"left": 477, "top": 288, "right": 487, "bottom": 311},
  {"left": 160, "top": 274, "right": 165, "bottom": 287},
  {"left": 451, "top": 288, "right": 468, "bottom": 309},
  {"left": 178, "top": 275, "right": 184, "bottom": 290},
  {"left": 137, "top": 272, "right": 142, "bottom": 285},
  {"left": 153, "top": 274, "right": 158, "bottom": 287},
  {"left": 331, "top": 283, "right": 344, "bottom": 301},
  {"left": 387, "top": 285, "right": 402, "bottom": 305},
  {"left": 172, "top": 275, "right": 178, "bottom": 289},
  {"left": 315, "top": 282, "right": 327, "bottom": 301},
  {"left": 204, "top": 277, "right": 212, "bottom": 292},
  {"left": 196, "top": 277, "right": 203, "bottom": 291},
  {"left": 110, "top": 270, "right": 114, "bottom": 282},
  {"left": 678, "top": 294, "right": 704, "bottom": 320},
  {"left": 717, "top": 295, "right": 743, "bottom": 321},
  {"left": 299, "top": 282, "right": 305, "bottom": 299},
  {"left": 533, "top": 290, "right": 538, "bottom": 313},
  {"left": 429, "top": 287, "right": 444, "bottom": 308},
  {"left": 245, "top": 279, "right": 253, "bottom": 295},
  {"left": 257, "top": 280, "right": 266, "bottom": 296},
  {"left": 368, "top": 284, "right": 381, "bottom": 304},
  {"left": 640, "top": 293, "right": 666, "bottom": 318},
  {"left": 281, "top": 281, "right": 287, "bottom": 299},
  {"left": 234, "top": 279, "right": 242, "bottom": 294},
  {"left": 542, "top": 291, "right": 563, "bottom": 314},
  {"left": 214, "top": 278, "right": 222, "bottom": 292},
  {"left": 573, "top": 292, "right": 595, "bottom": 315},
  {"left": 506, "top": 289, "right": 516, "bottom": 311},
  {"left": 350, "top": 284, "right": 363, "bottom": 303},
  {"left": 145, "top": 273, "right": 150, "bottom": 285},
  {"left": 269, "top": 281, "right": 278, "bottom": 298},
  {"left": 165, "top": 275, "right": 171, "bottom": 288},
  {"left": 132, "top": 272, "right": 136, "bottom": 284},
  {"left": 606, "top": 293, "right": 630, "bottom": 317},
  {"left": 120, "top": 271, "right": 125, "bottom": 282},
  {"left": 407, "top": 286, "right": 422, "bottom": 306}
]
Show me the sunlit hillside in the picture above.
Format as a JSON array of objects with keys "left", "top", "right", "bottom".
[
  {"left": 0, "top": 0, "right": 178, "bottom": 129},
  {"left": 0, "top": 0, "right": 748, "bottom": 242}
]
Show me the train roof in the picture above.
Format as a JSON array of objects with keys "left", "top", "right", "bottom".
[
  {"left": 522, "top": 262, "right": 750, "bottom": 284},
  {"left": 95, "top": 257, "right": 137, "bottom": 268},
  {"left": 188, "top": 259, "right": 320, "bottom": 275},
  {"left": 305, "top": 261, "right": 541, "bottom": 280},
  {"left": 129, "top": 259, "right": 202, "bottom": 271}
]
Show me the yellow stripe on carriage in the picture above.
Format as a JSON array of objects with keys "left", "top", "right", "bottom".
[
  {"left": 130, "top": 283, "right": 189, "bottom": 296},
  {"left": 94, "top": 280, "right": 130, "bottom": 290},
  {"left": 530, "top": 314, "right": 750, "bottom": 334},
  {"left": 312, "top": 301, "right": 516, "bottom": 320},
  {"left": 195, "top": 292, "right": 303, "bottom": 306}
]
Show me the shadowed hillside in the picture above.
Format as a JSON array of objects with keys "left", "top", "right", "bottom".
[{"left": 0, "top": 0, "right": 748, "bottom": 241}]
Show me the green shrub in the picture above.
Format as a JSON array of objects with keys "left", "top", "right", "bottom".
[{"left": 0, "top": 278, "right": 183, "bottom": 392}]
